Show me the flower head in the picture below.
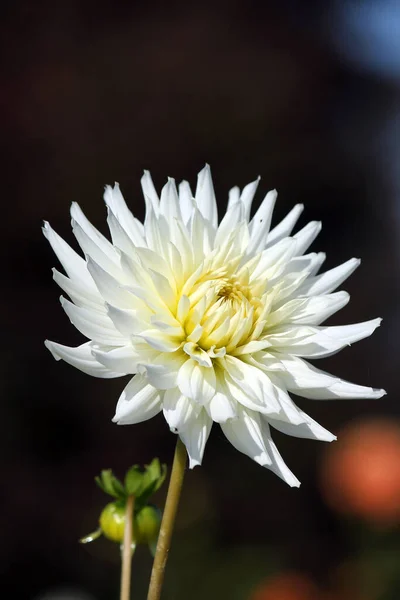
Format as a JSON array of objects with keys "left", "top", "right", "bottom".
[{"left": 44, "top": 165, "right": 385, "bottom": 486}]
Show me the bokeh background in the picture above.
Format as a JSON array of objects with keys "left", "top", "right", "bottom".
[{"left": 2, "top": 1, "right": 400, "bottom": 599}]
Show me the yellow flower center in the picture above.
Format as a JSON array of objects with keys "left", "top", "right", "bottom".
[{"left": 177, "top": 264, "right": 268, "bottom": 359}]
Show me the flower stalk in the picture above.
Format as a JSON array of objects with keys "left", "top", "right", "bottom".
[
  {"left": 120, "top": 494, "right": 135, "bottom": 600},
  {"left": 147, "top": 438, "right": 187, "bottom": 600}
]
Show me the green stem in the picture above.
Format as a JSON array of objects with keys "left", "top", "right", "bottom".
[
  {"left": 147, "top": 437, "right": 187, "bottom": 600},
  {"left": 120, "top": 494, "right": 135, "bottom": 600}
]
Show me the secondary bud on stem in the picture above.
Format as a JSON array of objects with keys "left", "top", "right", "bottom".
[
  {"left": 100, "top": 502, "right": 126, "bottom": 543},
  {"left": 98, "top": 501, "right": 162, "bottom": 549},
  {"left": 80, "top": 458, "right": 166, "bottom": 555}
]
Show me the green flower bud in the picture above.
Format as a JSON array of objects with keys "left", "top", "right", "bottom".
[
  {"left": 135, "top": 505, "right": 162, "bottom": 546},
  {"left": 81, "top": 500, "right": 162, "bottom": 553},
  {"left": 99, "top": 502, "right": 126, "bottom": 543}
]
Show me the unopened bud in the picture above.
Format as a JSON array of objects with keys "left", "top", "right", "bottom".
[
  {"left": 135, "top": 505, "right": 162, "bottom": 546},
  {"left": 99, "top": 502, "right": 126, "bottom": 543}
]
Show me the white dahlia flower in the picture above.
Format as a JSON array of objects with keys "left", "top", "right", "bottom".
[{"left": 44, "top": 165, "right": 385, "bottom": 486}]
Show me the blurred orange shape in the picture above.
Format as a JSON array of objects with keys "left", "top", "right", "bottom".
[
  {"left": 320, "top": 417, "right": 400, "bottom": 526},
  {"left": 248, "top": 571, "right": 321, "bottom": 600}
]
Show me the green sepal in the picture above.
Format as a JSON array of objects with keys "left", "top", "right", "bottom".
[
  {"left": 136, "top": 459, "right": 167, "bottom": 509},
  {"left": 124, "top": 465, "right": 144, "bottom": 496},
  {"left": 95, "top": 469, "right": 126, "bottom": 500}
]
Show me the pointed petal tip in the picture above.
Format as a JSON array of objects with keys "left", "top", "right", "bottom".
[
  {"left": 69, "top": 201, "right": 80, "bottom": 216},
  {"left": 44, "top": 339, "right": 61, "bottom": 361},
  {"left": 311, "top": 220, "right": 322, "bottom": 232},
  {"left": 188, "top": 458, "right": 201, "bottom": 469},
  {"left": 42, "top": 221, "right": 52, "bottom": 238},
  {"left": 198, "top": 163, "right": 211, "bottom": 176},
  {"left": 112, "top": 411, "right": 127, "bottom": 425},
  {"left": 368, "top": 317, "right": 383, "bottom": 332}
]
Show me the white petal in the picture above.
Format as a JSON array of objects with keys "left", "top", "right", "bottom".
[
  {"left": 139, "top": 352, "right": 186, "bottom": 389},
  {"left": 183, "top": 342, "right": 212, "bottom": 367},
  {"left": 222, "top": 408, "right": 300, "bottom": 486},
  {"left": 113, "top": 374, "right": 162, "bottom": 424},
  {"left": 297, "top": 258, "right": 361, "bottom": 296},
  {"left": 60, "top": 296, "right": 127, "bottom": 345},
  {"left": 140, "top": 364, "right": 176, "bottom": 389},
  {"left": 143, "top": 206, "right": 163, "bottom": 254},
  {"left": 178, "top": 180, "right": 195, "bottom": 224},
  {"left": 206, "top": 391, "right": 237, "bottom": 423},
  {"left": 266, "top": 204, "right": 304, "bottom": 246},
  {"left": 221, "top": 407, "right": 273, "bottom": 467},
  {"left": 222, "top": 356, "right": 281, "bottom": 414},
  {"left": 104, "top": 183, "right": 145, "bottom": 246},
  {"left": 279, "top": 355, "right": 386, "bottom": 399},
  {"left": 270, "top": 291, "right": 350, "bottom": 327},
  {"left": 70, "top": 202, "right": 118, "bottom": 260},
  {"left": 134, "top": 246, "right": 175, "bottom": 283},
  {"left": 177, "top": 359, "right": 216, "bottom": 403},
  {"left": 261, "top": 421, "right": 301, "bottom": 487},
  {"left": 141, "top": 170, "right": 159, "bottom": 214},
  {"left": 71, "top": 218, "right": 120, "bottom": 277},
  {"left": 293, "top": 221, "right": 321, "bottom": 255},
  {"left": 137, "top": 329, "right": 183, "bottom": 352},
  {"left": 247, "top": 190, "right": 277, "bottom": 255},
  {"left": 52, "top": 268, "right": 103, "bottom": 312},
  {"left": 247, "top": 352, "right": 285, "bottom": 374},
  {"left": 86, "top": 257, "right": 134, "bottom": 308},
  {"left": 266, "top": 318, "right": 382, "bottom": 358},
  {"left": 42, "top": 222, "right": 97, "bottom": 290},
  {"left": 303, "top": 380, "right": 386, "bottom": 400},
  {"left": 190, "top": 208, "right": 214, "bottom": 264},
  {"left": 106, "top": 208, "right": 138, "bottom": 255},
  {"left": 159, "top": 178, "right": 181, "bottom": 222},
  {"left": 240, "top": 177, "right": 261, "bottom": 221},
  {"left": 148, "top": 269, "right": 177, "bottom": 311},
  {"left": 231, "top": 340, "right": 272, "bottom": 356},
  {"left": 264, "top": 375, "right": 307, "bottom": 425},
  {"left": 163, "top": 388, "right": 200, "bottom": 432},
  {"left": 227, "top": 186, "right": 240, "bottom": 208},
  {"left": 106, "top": 304, "right": 147, "bottom": 337},
  {"left": 195, "top": 164, "right": 218, "bottom": 228},
  {"left": 214, "top": 201, "right": 244, "bottom": 247},
  {"left": 91, "top": 345, "right": 140, "bottom": 374},
  {"left": 179, "top": 409, "right": 212, "bottom": 468},
  {"left": 265, "top": 411, "right": 336, "bottom": 442},
  {"left": 45, "top": 340, "right": 122, "bottom": 378},
  {"left": 284, "top": 252, "right": 325, "bottom": 276},
  {"left": 251, "top": 238, "right": 297, "bottom": 278}
]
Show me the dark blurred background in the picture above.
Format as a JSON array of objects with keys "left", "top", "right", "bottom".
[{"left": 2, "top": 1, "right": 400, "bottom": 599}]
